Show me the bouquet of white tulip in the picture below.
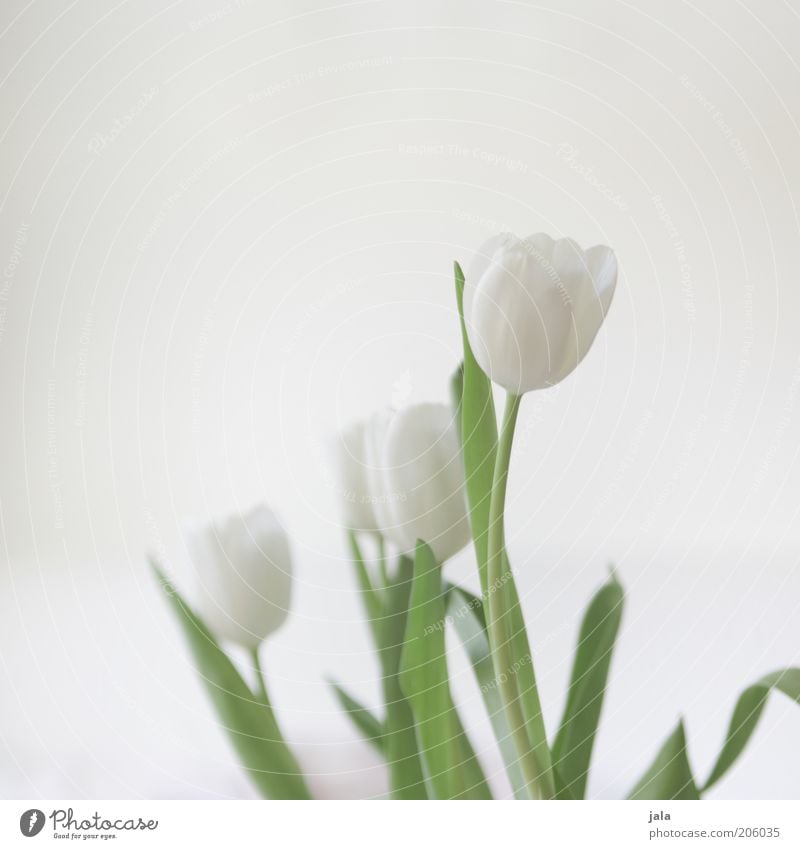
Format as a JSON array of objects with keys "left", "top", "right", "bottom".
[{"left": 152, "top": 232, "right": 799, "bottom": 800}]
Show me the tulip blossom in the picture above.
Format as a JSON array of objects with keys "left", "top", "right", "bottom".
[
  {"left": 185, "top": 504, "right": 292, "bottom": 648},
  {"left": 463, "top": 232, "right": 617, "bottom": 394},
  {"left": 334, "top": 420, "right": 380, "bottom": 533},
  {"left": 365, "top": 402, "right": 470, "bottom": 563}
]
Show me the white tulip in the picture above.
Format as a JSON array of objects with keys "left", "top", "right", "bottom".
[
  {"left": 334, "top": 421, "right": 380, "bottom": 533},
  {"left": 185, "top": 504, "right": 292, "bottom": 648},
  {"left": 463, "top": 232, "right": 617, "bottom": 394},
  {"left": 364, "top": 402, "right": 470, "bottom": 562}
]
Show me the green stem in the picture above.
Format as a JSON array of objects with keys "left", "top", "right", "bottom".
[
  {"left": 485, "top": 393, "right": 546, "bottom": 799},
  {"left": 251, "top": 646, "right": 271, "bottom": 705},
  {"left": 377, "top": 534, "right": 389, "bottom": 587},
  {"left": 249, "top": 646, "right": 312, "bottom": 799}
]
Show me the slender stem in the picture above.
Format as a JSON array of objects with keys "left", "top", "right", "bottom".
[
  {"left": 251, "top": 646, "right": 270, "bottom": 705},
  {"left": 377, "top": 534, "right": 389, "bottom": 587},
  {"left": 485, "top": 393, "right": 545, "bottom": 799},
  {"left": 249, "top": 646, "right": 313, "bottom": 799}
]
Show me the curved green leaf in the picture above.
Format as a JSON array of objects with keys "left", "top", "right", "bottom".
[
  {"left": 453, "top": 261, "right": 498, "bottom": 597},
  {"left": 152, "top": 562, "right": 311, "bottom": 799},
  {"left": 629, "top": 719, "right": 699, "bottom": 800},
  {"left": 701, "top": 668, "right": 800, "bottom": 793},
  {"left": 348, "top": 531, "right": 383, "bottom": 641},
  {"left": 329, "top": 681, "right": 385, "bottom": 754},
  {"left": 399, "top": 542, "right": 492, "bottom": 799},
  {"left": 497, "top": 553, "right": 555, "bottom": 797},
  {"left": 552, "top": 571, "right": 624, "bottom": 799},
  {"left": 377, "top": 555, "right": 429, "bottom": 799},
  {"left": 446, "top": 583, "right": 529, "bottom": 798}
]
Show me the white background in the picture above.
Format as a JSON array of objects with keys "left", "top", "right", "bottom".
[{"left": 1, "top": 0, "right": 799, "bottom": 799}]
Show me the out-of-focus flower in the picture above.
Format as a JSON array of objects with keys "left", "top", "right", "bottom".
[
  {"left": 463, "top": 232, "right": 617, "bottom": 394},
  {"left": 365, "top": 402, "right": 470, "bottom": 562},
  {"left": 185, "top": 504, "right": 292, "bottom": 648},
  {"left": 334, "top": 421, "right": 380, "bottom": 532}
]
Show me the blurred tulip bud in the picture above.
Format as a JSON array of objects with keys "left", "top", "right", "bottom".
[
  {"left": 334, "top": 421, "right": 380, "bottom": 533},
  {"left": 365, "top": 402, "right": 470, "bottom": 563},
  {"left": 464, "top": 232, "right": 617, "bottom": 394},
  {"left": 185, "top": 504, "right": 292, "bottom": 648}
]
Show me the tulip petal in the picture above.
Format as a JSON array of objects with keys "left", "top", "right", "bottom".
[
  {"left": 464, "top": 232, "right": 514, "bottom": 308},
  {"left": 551, "top": 245, "right": 618, "bottom": 384},
  {"left": 185, "top": 506, "right": 292, "bottom": 648},
  {"left": 463, "top": 232, "right": 617, "bottom": 392},
  {"left": 366, "top": 403, "right": 471, "bottom": 561},
  {"left": 335, "top": 422, "right": 381, "bottom": 532}
]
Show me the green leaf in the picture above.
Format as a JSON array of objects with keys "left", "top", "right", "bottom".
[
  {"left": 348, "top": 531, "right": 383, "bottom": 645},
  {"left": 329, "top": 681, "right": 385, "bottom": 755},
  {"left": 701, "top": 668, "right": 800, "bottom": 793},
  {"left": 152, "top": 563, "right": 311, "bottom": 799},
  {"left": 453, "top": 261, "right": 498, "bottom": 596},
  {"left": 629, "top": 720, "right": 700, "bottom": 800},
  {"left": 552, "top": 570, "right": 625, "bottom": 799},
  {"left": 497, "top": 552, "right": 556, "bottom": 797},
  {"left": 377, "top": 555, "right": 429, "bottom": 799},
  {"left": 446, "top": 583, "right": 529, "bottom": 799},
  {"left": 399, "top": 542, "right": 492, "bottom": 799}
]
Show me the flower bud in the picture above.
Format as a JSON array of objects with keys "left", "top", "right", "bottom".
[
  {"left": 333, "top": 421, "right": 380, "bottom": 533},
  {"left": 364, "top": 402, "right": 470, "bottom": 562},
  {"left": 463, "top": 232, "right": 617, "bottom": 394},
  {"left": 185, "top": 504, "right": 292, "bottom": 648}
]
